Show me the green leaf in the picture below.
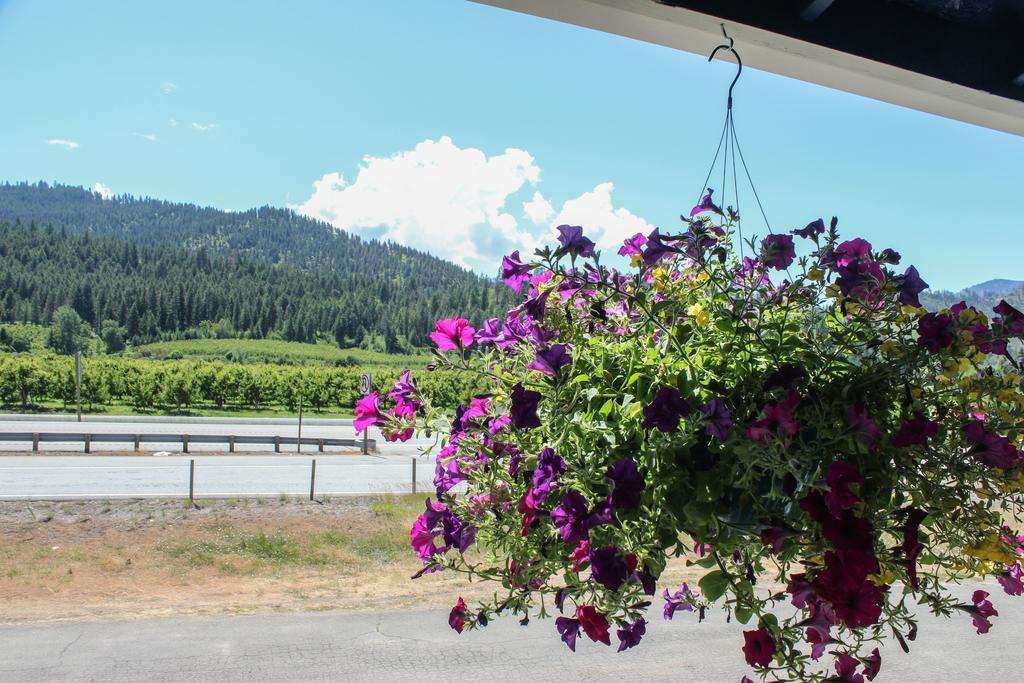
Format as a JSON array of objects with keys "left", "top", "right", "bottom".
[
  {"left": 734, "top": 603, "right": 753, "bottom": 624},
  {"left": 570, "top": 374, "right": 592, "bottom": 385},
  {"left": 625, "top": 372, "right": 644, "bottom": 387},
  {"left": 698, "top": 570, "right": 729, "bottom": 603},
  {"left": 599, "top": 398, "right": 614, "bottom": 417}
]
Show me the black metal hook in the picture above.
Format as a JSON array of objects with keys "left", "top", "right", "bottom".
[{"left": 707, "top": 24, "right": 743, "bottom": 110}]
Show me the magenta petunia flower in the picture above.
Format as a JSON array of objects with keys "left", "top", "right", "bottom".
[
  {"left": 353, "top": 391, "right": 383, "bottom": 434},
  {"left": 760, "top": 233, "right": 796, "bottom": 270},
  {"left": 806, "top": 627, "right": 827, "bottom": 661},
  {"left": 969, "top": 589, "right": 998, "bottom": 634},
  {"left": 746, "top": 391, "right": 801, "bottom": 444},
  {"left": 607, "top": 458, "right": 645, "bottom": 511},
  {"left": 998, "top": 563, "right": 1023, "bottom": 596},
  {"left": 430, "top": 317, "right": 475, "bottom": 352},
  {"left": 501, "top": 250, "right": 533, "bottom": 293},
  {"left": 642, "top": 387, "right": 692, "bottom": 433},
  {"left": 509, "top": 383, "right": 542, "bottom": 429},
  {"left": 462, "top": 396, "right": 490, "bottom": 422},
  {"left": 409, "top": 498, "right": 446, "bottom": 562},
  {"left": 576, "top": 605, "right": 611, "bottom": 645},
  {"left": 963, "top": 420, "right": 1020, "bottom": 469},
  {"left": 824, "top": 460, "right": 864, "bottom": 518},
  {"left": 786, "top": 573, "right": 815, "bottom": 609},
  {"left": 834, "top": 238, "right": 872, "bottom": 267},
  {"left": 448, "top": 597, "right": 467, "bottom": 633},
  {"left": 833, "top": 654, "right": 865, "bottom": 683},
  {"left": 568, "top": 539, "right": 591, "bottom": 572},
  {"left": 862, "top": 648, "right": 882, "bottom": 681},
  {"left": 846, "top": 404, "right": 882, "bottom": 451},
  {"left": 891, "top": 412, "right": 938, "bottom": 447},
  {"left": 760, "top": 525, "right": 798, "bottom": 554},
  {"left": 527, "top": 344, "right": 572, "bottom": 376},
  {"left": 616, "top": 618, "right": 646, "bottom": 652},
  {"left": 387, "top": 370, "right": 416, "bottom": 401},
  {"left": 618, "top": 232, "right": 647, "bottom": 257},
  {"left": 742, "top": 628, "right": 776, "bottom": 667}
]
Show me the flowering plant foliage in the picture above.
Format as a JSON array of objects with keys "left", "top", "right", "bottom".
[{"left": 356, "top": 198, "right": 1024, "bottom": 681}]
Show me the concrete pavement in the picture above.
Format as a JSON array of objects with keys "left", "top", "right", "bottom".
[{"left": 0, "top": 586, "right": 1019, "bottom": 682}]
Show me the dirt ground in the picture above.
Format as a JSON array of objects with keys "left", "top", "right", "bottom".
[{"left": 0, "top": 497, "right": 702, "bottom": 625}]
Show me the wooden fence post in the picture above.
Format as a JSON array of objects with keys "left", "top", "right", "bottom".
[
  {"left": 309, "top": 459, "right": 317, "bottom": 501},
  {"left": 182, "top": 435, "right": 190, "bottom": 454},
  {"left": 188, "top": 458, "right": 195, "bottom": 504}
]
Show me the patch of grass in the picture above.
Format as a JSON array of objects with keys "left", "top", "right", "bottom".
[{"left": 128, "top": 338, "right": 431, "bottom": 368}]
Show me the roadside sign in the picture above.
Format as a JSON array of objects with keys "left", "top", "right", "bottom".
[{"left": 359, "top": 372, "right": 372, "bottom": 395}]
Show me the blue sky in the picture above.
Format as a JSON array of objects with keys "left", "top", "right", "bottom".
[{"left": 0, "top": 0, "right": 1022, "bottom": 290}]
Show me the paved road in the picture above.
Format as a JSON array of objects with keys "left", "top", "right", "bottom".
[
  {"left": 0, "top": 417, "right": 437, "bottom": 499},
  {"left": 0, "top": 585, "right": 1019, "bottom": 682}
]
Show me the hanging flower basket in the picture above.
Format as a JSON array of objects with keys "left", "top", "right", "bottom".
[{"left": 356, "top": 196, "right": 1024, "bottom": 682}]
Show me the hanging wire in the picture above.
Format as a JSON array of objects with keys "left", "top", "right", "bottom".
[{"left": 694, "top": 25, "right": 774, "bottom": 258}]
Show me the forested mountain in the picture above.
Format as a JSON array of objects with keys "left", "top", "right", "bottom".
[
  {"left": 0, "top": 182, "right": 512, "bottom": 349},
  {"left": 921, "top": 279, "right": 1024, "bottom": 313}
]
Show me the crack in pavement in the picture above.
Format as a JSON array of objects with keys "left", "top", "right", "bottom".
[{"left": 57, "top": 630, "right": 84, "bottom": 661}]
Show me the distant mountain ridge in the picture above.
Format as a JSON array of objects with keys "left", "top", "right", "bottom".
[
  {"left": 0, "top": 181, "right": 511, "bottom": 348},
  {"left": 921, "top": 278, "right": 1024, "bottom": 313}
]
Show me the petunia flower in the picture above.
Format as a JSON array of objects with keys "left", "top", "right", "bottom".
[
  {"left": 576, "top": 605, "right": 611, "bottom": 645},
  {"left": 833, "top": 654, "right": 865, "bottom": 683},
  {"left": 354, "top": 392, "right": 383, "bottom": 434},
  {"left": 824, "top": 460, "right": 864, "bottom": 518},
  {"left": 760, "top": 234, "right": 796, "bottom": 270},
  {"left": 642, "top": 387, "right": 692, "bottom": 433},
  {"left": 916, "top": 312, "right": 956, "bottom": 352},
  {"left": 409, "top": 498, "right": 447, "bottom": 562},
  {"left": 963, "top": 420, "right": 1021, "bottom": 469},
  {"left": 993, "top": 299, "right": 1024, "bottom": 336},
  {"left": 846, "top": 404, "right": 882, "bottom": 450},
  {"left": 556, "top": 225, "right": 596, "bottom": 258},
  {"left": 663, "top": 582, "right": 698, "bottom": 620},
  {"left": 501, "top": 250, "right": 533, "bottom": 293},
  {"left": 833, "top": 238, "right": 872, "bottom": 266},
  {"left": 589, "top": 546, "right": 631, "bottom": 591},
  {"left": 792, "top": 218, "right": 825, "bottom": 240},
  {"left": 462, "top": 396, "right": 490, "bottom": 422},
  {"left": 642, "top": 228, "right": 675, "bottom": 266},
  {"left": 555, "top": 616, "right": 580, "bottom": 652},
  {"left": 700, "top": 398, "right": 733, "bottom": 440},
  {"left": 786, "top": 573, "right": 815, "bottom": 609},
  {"left": 607, "top": 458, "right": 645, "bottom": 510},
  {"left": 568, "top": 539, "right": 591, "bottom": 572},
  {"left": 618, "top": 232, "right": 647, "bottom": 257},
  {"left": 761, "top": 524, "right": 798, "bottom": 554},
  {"left": 745, "top": 391, "right": 801, "bottom": 444},
  {"left": 742, "top": 628, "right": 776, "bottom": 667},
  {"left": 527, "top": 344, "right": 571, "bottom": 376},
  {"left": 433, "top": 458, "right": 466, "bottom": 495},
  {"left": 806, "top": 627, "right": 828, "bottom": 661},
  {"left": 388, "top": 370, "right": 416, "bottom": 401},
  {"left": 551, "top": 490, "right": 592, "bottom": 544},
  {"left": 430, "top": 318, "right": 475, "bottom": 352},
  {"left": 690, "top": 189, "right": 722, "bottom": 217},
  {"left": 517, "top": 488, "right": 539, "bottom": 536},
  {"left": 448, "top": 597, "right": 467, "bottom": 633},
  {"left": 616, "top": 618, "right": 646, "bottom": 652},
  {"left": 531, "top": 446, "right": 566, "bottom": 502},
  {"left": 968, "top": 589, "right": 998, "bottom": 634},
  {"left": 897, "top": 265, "right": 929, "bottom": 307},
  {"left": 891, "top": 412, "right": 938, "bottom": 447},
  {"left": 998, "top": 563, "right": 1023, "bottom": 596},
  {"left": 509, "top": 383, "right": 542, "bottom": 429},
  {"left": 862, "top": 648, "right": 882, "bottom": 681}
]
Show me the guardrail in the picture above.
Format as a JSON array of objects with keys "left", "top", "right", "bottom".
[{"left": 0, "top": 432, "right": 376, "bottom": 454}]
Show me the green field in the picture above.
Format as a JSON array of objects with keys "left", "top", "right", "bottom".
[{"left": 128, "top": 338, "right": 432, "bottom": 368}]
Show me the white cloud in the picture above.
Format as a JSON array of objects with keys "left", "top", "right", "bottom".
[
  {"left": 134, "top": 132, "right": 158, "bottom": 142},
  {"left": 191, "top": 122, "right": 216, "bottom": 131},
  {"left": 168, "top": 118, "right": 180, "bottom": 127},
  {"left": 46, "top": 138, "right": 79, "bottom": 150},
  {"left": 522, "top": 191, "right": 554, "bottom": 224},
  {"left": 294, "top": 136, "right": 542, "bottom": 271},
  {"left": 551, "top": 182, "right": 654, "bottom": 250},
  {"left": 162, "top": 82, "right": 177, "bottom": 95},
  {"left": 93, "top": 182, "right": 113, "bottom": 200}
]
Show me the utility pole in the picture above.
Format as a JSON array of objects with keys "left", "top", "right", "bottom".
[{"left": 74, "top": 351, "right": 83, "bottom": 422}]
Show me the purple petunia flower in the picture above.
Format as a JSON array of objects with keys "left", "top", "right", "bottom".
[
  {"left": 891, "top": 411, "right": 938, "bottom": 447},
  {"left": 863, "top": 648, "right": 882, "bottom": 681},
  {"left": 388, "top": 370, "right": 416, "bottom": 401},
  {"left": 474, "top": 317, "right": 504, "bottom": 347},
  {"left": 448, "top": 597, "right": 467, "bottom": 633},
  {"left": 742, "top": 628, "right": 776, "bottom": 668},
  {"left": 998, "top": 563, "right": 1023, "bottom": 596},
  {"left": 509, "top": 383, "right": 542, "bottom": 430},
  {"left": 532, "top": 447, "right": 566, "bottom": 502},
  {"left": 642, "top": 387, "right": 691, "bottom": 433},
  {"left": 662, "top": 582, "right": 698, "bottom": 620},
  {"left": 699, "top": 398, "right": 732, "bottom": 440},
  {"left": 551, "top": 490, "right": 592, "bottom": 544},
  {"left": 916, "top": 312, "right": 956, "bottom": 352},
  {"left": 441, "top": 509, "right": 477, "bottom": 553},
  {"left": 833, "top": 654, "right": 865, "bottom": 683},
  {"left": 792, "top": 218, "right": 825, "bottom": 239},
  {"left": 616, "top": 618, "right": 647, "bottom": 652},
  {"left": 969, "top": 589, "right": 998, "bottom": 634},
  {"left": 689, "top": 188, "right": 722, "bottom": 217},
  {"left": 846, "top": 403, "right": 882, "bottom": 450},
  {"left": 589, "top": 546, "right": 631, "bottom": 591},
  {"left": 527, "top": 344, "right": 572, "bottom": 376},
  {"left": 963, "top": 421, "right": 1021, "bottom": 469},
  {"left": 555, "top": 616, "right": 580, "bottom": 652},
  {"left": 993, "top": 299, "right": 1024, "bottom": 336},
  {"left": 642, "top": 228, "right": 675, "bottom": 266},
  {"left": 501, "top": 250, "right": 533, "bottom": 293},
  {"left": 607, "top": 458, "right": 644, "bottom": 511},
  {"left": 618, "top": 232, "right": 647, "bottom": 257},
  {"left": 824, "top": 461, "right": 864, "bottom": 518},
  {"left": 760, "top": 234, "right": 796, "bottom": 270},
  {"left": 879, "top": 248, "right": 901, "bottom": 265},
  {"left": 556, "top": 225, "right": 596, "bottom": 258},
  {"left": 433, "top": 458, "right": 466, "bottom": 495},
  {"left": 897, "top": 265, "right": 929, "bottom": 307}
]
